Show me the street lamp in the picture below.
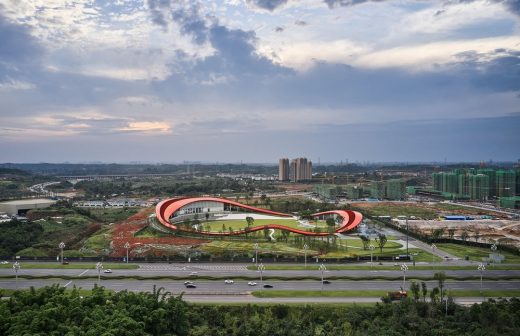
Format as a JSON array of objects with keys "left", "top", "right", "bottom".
[
  {"left": 59, "top": 242, "right": 65, "bottom": 264},
  {"left": 124, "top": 242, "right": 130, "bottom": 264},
  {"left": 369, "top": 244, "right": 375, "bottom": 269},
  {"left": 96, "top": 262, "right": 103, "bottom": 283},
  {"left": 431, "top": 243, "right": 437, "bottom": 269},
  {"left": 303, "top": 243, "right": 309, "bottom": 269},
  {"left": 478, "top": 263, "right": 485, "bottom": 294},
  {"left": 319, "top": 263, "right": 327, "bottom": 291},
  {"left": 13, "top": 262, "right": 20, "bottom": 290},
  {"left": 405, "top": 217, "right": 409, "bottom": 256},
  {"left": 254, "top": 243, "right": 259, "bottom": 266},
  {"left": 258, "top": 263, "right": 265, "bottom": 286},
  {"left": 400, "top": 263, "right": 408, "bottom": 290}
]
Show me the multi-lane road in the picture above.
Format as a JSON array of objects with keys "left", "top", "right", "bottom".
[
  {"left": 2, "top": 263, "right": 519, "bottom": 279},
  {"left": 2, "top": 262, "right": 520, "bottom": 304},
  {"left": 2, "top": 279, "right": 518, "bottom": 293}
]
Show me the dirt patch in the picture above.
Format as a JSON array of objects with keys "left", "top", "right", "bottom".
[{"left": 108, "top": 207, "right": 208, "bottom": 257}]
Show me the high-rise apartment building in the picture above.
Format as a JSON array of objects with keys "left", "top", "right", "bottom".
[
  {"left": 477, "top": 169, "right": 497, "bottom": 197},
  {"left": 278, "top": 158, "right": 289, "bottom": 181},
  {"left": 285, "top": 157, "right": 312, "bottom": 182},
  {"left": 497, "top": 170, "right": 516, "bottom": 197},
  {"left": 469, "top": 174, "right": 489, "bottom": 200}
]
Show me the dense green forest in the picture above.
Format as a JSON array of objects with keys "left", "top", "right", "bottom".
[{"left": 1, "top": 285, "right": 518, "bottom": 336}]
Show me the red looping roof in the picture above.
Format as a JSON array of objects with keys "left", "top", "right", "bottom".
[{"left": 155, "top": 197, "right": 362, "bottom": 236}]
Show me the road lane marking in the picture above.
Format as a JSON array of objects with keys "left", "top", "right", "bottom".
[
  {"left": 78, "top": 269, "right": 89, "bottom": 276},
  {"left": 64, "top": 281, "right": 72, "bottom": 287}
]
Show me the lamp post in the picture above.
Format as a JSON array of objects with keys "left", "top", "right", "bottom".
[
  {"left": 254, "top": 243, "right": 259, "bottom": 266},
  {"left": 13, "top": 262, "right": 20, "bottom": 290},
  {"left": 445, "top": 289, "right": 449, "bottom": 318},
  {"left": 124, "top": 242, "right": 130, "bottom": 264},
  {"left": 319, "top": 263, "right": 327, "bottom": 291},
  {"left": 369, "top": 244, "right": 375, "bottom": 269},
  {"left": 431, "top": 243, "right": 437, "bottom": 269},
  {"left": 406, "top": 217, "right": 409, "bottom": 256},
  {"left": 478, "top": 263, "right": 485, "bottom": 294},
  {"left": 258, "top": 263, "right": 265, "bottom": 286},
  {"left": 96, "top": 262, "right": 103, "bottom": 283},
  {"left": 303, "top": 243, "right": 308, "bottom": 269},
  {"left": 400, "top": 263, "right": 408, "bottom": 290},
  {"left": 59, "top": 242, "right": 65, "bottom": 264}
]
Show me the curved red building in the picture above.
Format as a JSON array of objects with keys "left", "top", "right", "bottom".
[{"left": 155, "top": 197, "right": 362, "bottom": 236}]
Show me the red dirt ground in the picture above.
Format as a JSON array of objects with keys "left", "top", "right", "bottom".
[{"left": 109, "top": 207, "right": 208, "bottom": 257}]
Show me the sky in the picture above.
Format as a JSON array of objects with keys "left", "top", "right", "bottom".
[{"left": 0, "top": 0, "right": 519, "bottom": 163}]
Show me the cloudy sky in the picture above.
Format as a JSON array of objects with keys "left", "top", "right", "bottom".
[{"left": 0, "top": 0, "right": 519, "bottom": 163}]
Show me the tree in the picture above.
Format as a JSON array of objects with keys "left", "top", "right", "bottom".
[
  {"left": 474, "top": 229, "right": 481, "bottom": 242},
  {"left": 430, "top": 287, "right": 440, "bottom": 304},
  {"left": 431, "top": 228, "right": 445, "bottom": 241},
  {"left": 461, "top": 229, "right": 469, "bottom": 243},
  {"left": 447, "top": 228, "right": 455, "bottom": 239},
  {"left": 246, "top": 216, "right": 254, "bottom": 229},
  {"left": 359, "top": 235, "right": 370, "bottom": 250},
  {"left": 374, "top": 233, "right": 387, "bottom": 253},
  {"left": 410, "top": 281, "right": 420, "bottom": 302},
  {"left": 421, "top": 281, "right": 428, "bottom": 302},
  {"left": 326, "top": 217, "right": 336, "bottom": 234},
  {"left": 434, "top": 272, "right": 446, "bottom": 302}
]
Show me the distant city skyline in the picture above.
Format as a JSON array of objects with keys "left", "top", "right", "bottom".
[{"left": 1, "top": 1, "right": 519, "bottom": 162}]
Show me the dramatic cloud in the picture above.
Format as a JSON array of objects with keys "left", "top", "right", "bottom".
[
  {"left": 0, "top": 0, "right": 518, "bottom": 162},
  {"left": 247, "top": 0, "right": 289, "bottom": 11}
]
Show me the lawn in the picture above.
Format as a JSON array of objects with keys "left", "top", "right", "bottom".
[
  {"left": 201, "top": 218, "right": 306, "bottom": 233},
  {"left": 86, "top": 208, "right": 138, "bottom": 223},
  {"left": 83, "top": 226, "right": 112, "bottom": 252},
  {"left": 201, "top": 241, "right": 306, "bottom": 256},
  {"left": 351, "top": 203, "right": 438, "bottom": 220},
  {"left": 436, "top": 243, "right": 520, "bottom": 263},
  {"left": 322, "top": 247, "right": 441, "bottom": 262},
  {"left": 0, "top": 262, "right": 139, "bottom": 269},
  {"left": 200, "top": 239, "right": 440, "bottom": 260},
  {"left": 246, "top": 264, "right": 520, "bottom": 271}
]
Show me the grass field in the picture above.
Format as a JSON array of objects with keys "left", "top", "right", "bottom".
[
  {"left": 0, "top": 263, "right": 139, "bottom": 269},
  {"left": 86, "top": 208, "right": 138, "bottom": 223},
  {"left": 201, "top": 241, "right": 306, "bottom": 255},
  {"left": 202, "top": 218, "right": 307, "bottom": 233},
  {"left": 351, "top": 203, "right": 438, "bottom": 219},
  {"left": 246, "top": 264, "right": 520, "bottom": 271},
  {"left": 436, "top": 243, "right": 520, "bottom": 263},
  {"left": 200, "top": 239, "right": 441, "bottom": 260},
  {"left": 251, "top": 289, "right": 520, "bottom": 298},
  {"left": 83, "top": 226, "right": 112, "bottom": 252}
]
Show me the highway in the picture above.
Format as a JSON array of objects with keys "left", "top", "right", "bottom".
[
  {"left": 1, "top": 279, "right": 518, "bottom": 293},
  {"left": 2, "top": 263, "right": 520, "bottom": 279}
]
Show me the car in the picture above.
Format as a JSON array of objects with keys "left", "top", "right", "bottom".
[
  {"left": 185, "top": 284, "right": 196, "bottom": 288},
  {"left": 0, "top": 261, "right": 9, "bottom": 264},
  {"left": 263, "top": 284, "right": 273, "bottom": 288},
  {"left": 62, "top": 261, "right": 69, "bottom": 265},
  {"left": 247, "top": 281, "right": 257, "bottom": 286},
  {"left": 387, "top": 291, "right": 407, "bottom": 301},
  {"left": 184, "top": 281, "right": 194, "bottom": 285},
  {"left": 103, "top": 269, "right": 112, "bottom": 273},
  {"left": 189, "top": 272, "right": 198, "bottom": 276},
  {"left": 224, "top": 279, "right": 234, "bottom": 284},
  {"left": 322, "top": 280, "right": 331, "bottom": 284}
]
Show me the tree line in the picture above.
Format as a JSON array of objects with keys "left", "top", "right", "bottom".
[{"left": 1, "top": 285, "right": 519, "bottom": 335}]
